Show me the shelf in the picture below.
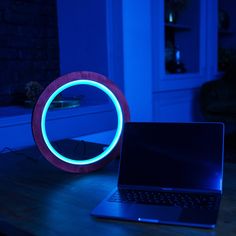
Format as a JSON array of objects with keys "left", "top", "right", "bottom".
[
  {"left": 165, "top": 23, "right": 191, "bottom": 31},
  {"left": 165, "top": 73, "right": 201, "bottom": 79},
  {"left": 0, "top": 103, "right": 116, "bottom": 150},
  {"left": 0, "top": 103, "right": 113, "bottom": 127},
  {"left": 156, "top": 73, "right": 206, "bottom": 92}
]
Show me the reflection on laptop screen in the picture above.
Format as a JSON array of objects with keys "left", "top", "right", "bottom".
[{"left": 118, "top": 123, "right": 224, "bottom": 191}]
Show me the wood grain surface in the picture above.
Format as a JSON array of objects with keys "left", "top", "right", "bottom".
[{"left": 0, "top": 146, "right": 236, "bottom": 236}]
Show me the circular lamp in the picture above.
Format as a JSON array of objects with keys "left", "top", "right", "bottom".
[{"left": 32, "top": 71, "right": 130, "bottom": 173}]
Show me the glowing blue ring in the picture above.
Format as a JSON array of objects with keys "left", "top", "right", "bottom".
[{"left": 41, "top": 79, "right": 123, "bottom": 165}]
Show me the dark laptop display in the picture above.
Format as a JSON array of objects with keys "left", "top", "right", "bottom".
[
  {"left": 91, "top": 122, "right": 224, "bottom": 228},
  {"left": 119, "top": 123, "right": 223, "bottom": 191}
]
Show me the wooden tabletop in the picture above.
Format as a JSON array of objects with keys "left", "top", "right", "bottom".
[{"left": 0, "top": 147, "right": 236, "bottom": 236}]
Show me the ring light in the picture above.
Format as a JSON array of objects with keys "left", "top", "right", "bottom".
[
  {"left": 41, "top": 80, "right": 123, "bottom": 165},
  {"left": 32, "top": 71, "right": 130, "bottom": 173}
]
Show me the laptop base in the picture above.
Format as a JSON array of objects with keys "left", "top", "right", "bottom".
[{"left": 91, "top": 189, "right": 219, "bottom": 229}]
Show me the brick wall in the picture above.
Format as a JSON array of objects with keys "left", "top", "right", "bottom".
[{"left": 0, "top": 0, "right": 59, "bottom": 106}]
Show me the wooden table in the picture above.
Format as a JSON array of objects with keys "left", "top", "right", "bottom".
[{"left": 0, "top": 147, "right": 236, "bottom": 235}]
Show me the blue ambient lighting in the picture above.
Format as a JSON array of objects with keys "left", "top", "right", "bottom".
[{"left": 41, "top": 80, "right": 123, "bottom": 165}]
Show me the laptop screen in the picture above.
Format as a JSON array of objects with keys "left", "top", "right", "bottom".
[{"left": 118, "top": 122, "right": 224, "bottom": 191}]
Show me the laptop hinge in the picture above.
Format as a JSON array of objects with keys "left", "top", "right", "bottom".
[{"left": 118, "top": 185, "right": 222, "bottom": 194}]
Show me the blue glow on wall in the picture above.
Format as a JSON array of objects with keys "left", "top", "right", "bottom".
[{"left": 57, "top": 0, "right": 108, "bottom": 76}]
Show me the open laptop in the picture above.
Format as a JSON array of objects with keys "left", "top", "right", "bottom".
[{"left": 91, "top": 122, "right": 224, "bottom": 228}]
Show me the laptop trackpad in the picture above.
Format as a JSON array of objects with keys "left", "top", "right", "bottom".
[{"left": 129, "top": 204, "right": 182, "bottom": 221}]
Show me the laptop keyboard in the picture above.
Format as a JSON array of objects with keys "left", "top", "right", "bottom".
[{"left": 108, "top": 189, "right": 219, "bottom": 210}]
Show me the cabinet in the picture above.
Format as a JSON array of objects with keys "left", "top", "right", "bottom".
[
  {"left": 120, "top": 0, "right": 220, "bottom": 122},
  {"left": 157, "top": 0, "right": 208, "bottom": 91},
  {"left": 57, "top": 0, "right": 221, "bottom": 122}
]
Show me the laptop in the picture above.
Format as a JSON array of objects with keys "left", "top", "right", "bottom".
[{"left": 91, "top": 122, "right": 224, "bottom": 228}]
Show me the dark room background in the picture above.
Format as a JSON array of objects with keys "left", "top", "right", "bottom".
[{"left": 0, "top": 0, "right": 60, "bottom": 106}]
